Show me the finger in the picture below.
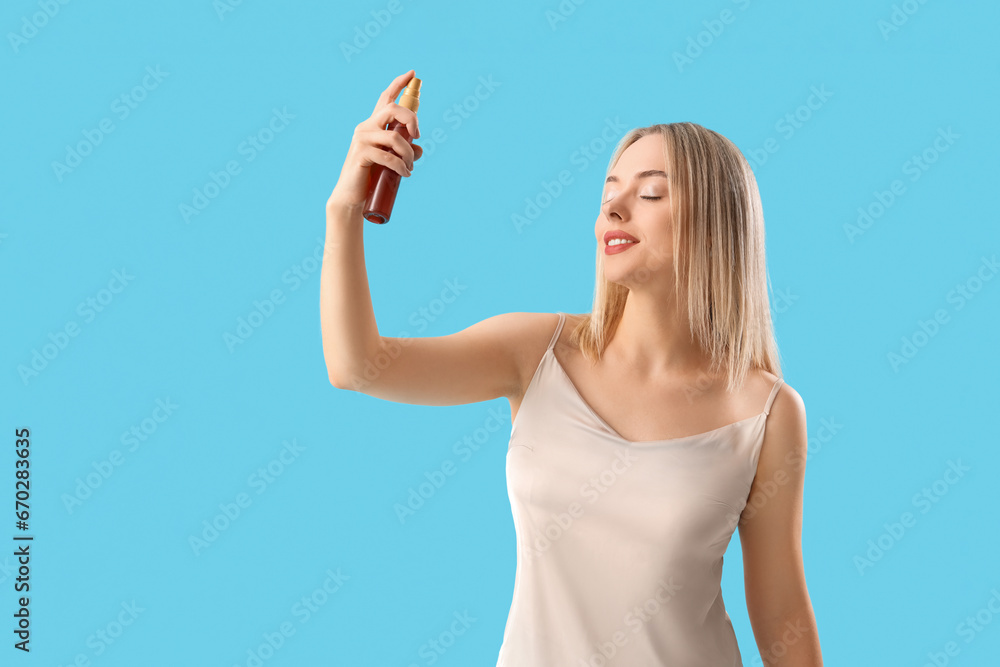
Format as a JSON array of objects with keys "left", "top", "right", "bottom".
[
  {"left": 374, "top": 69, "right": 416, "bottom": 112},
  {"left": 372, "top": 102, "right": 419, "bottom": 140},
  {"left": 356, "top": 127, "right": 413, "bottom": 169},
  {"left": 412, "top": 143, "right": 423, "bottom": 160},
  {"left": 361, "top": 127, "right": 415, "bottom": 168},
  {"left": 361, "top": 144, "right": 411, "bottom": 177},
  {"left": 376, "top": 128, "right": 416, "bottom": 169}
]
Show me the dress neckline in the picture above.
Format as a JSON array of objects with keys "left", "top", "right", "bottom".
[{"left": 545, "top": 347, "right": 767, "bottom": 445}]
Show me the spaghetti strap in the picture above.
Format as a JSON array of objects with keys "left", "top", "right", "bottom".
[
  {"left": 763, "top": 377, "right": 785, "bottom": 415},
  {"left": 547, "top": 312, "right": 567, "bottom": 351},
  {"left": 501, "top": 316, "right": 787, "bottom": 665}
]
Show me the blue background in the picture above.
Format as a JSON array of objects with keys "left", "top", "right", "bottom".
[{"left": 3, "top": 0, "right": 998, "bottom": 665}]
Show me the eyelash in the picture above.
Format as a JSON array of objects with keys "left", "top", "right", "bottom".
[{"left": 603, "top": 196, "right": 661, "bottom": 203}]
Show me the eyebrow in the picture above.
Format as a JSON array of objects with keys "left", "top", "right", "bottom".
[{"left": 605, "top": 169, "right": 669, "bottom": 184}]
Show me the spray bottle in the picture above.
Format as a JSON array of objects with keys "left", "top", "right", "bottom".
[{"left": 363, "top": 76, "right": 421, "bottom": 224}]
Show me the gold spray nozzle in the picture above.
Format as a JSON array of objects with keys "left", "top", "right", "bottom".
[{"left": 400, "top": 77, "right": 421, "bottom": 113}]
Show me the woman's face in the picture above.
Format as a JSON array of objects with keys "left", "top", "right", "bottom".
[{"left": 595, "top": 133, "right": 674, "bottom": 288}]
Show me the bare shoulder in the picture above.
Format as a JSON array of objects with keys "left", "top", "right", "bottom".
[
  {"left": 485, "top": 311, "right": 565, "bottom": 398},
  {"left": 755, "top": 372, "right": 808, "bottom": 479},
  {"left": 502, "top": 311, "right": 593, "bottom": 399},
  {"left": 764, "top": 374, "right": 806, "bottom": 434},
  {"left": 744, "top": 368, "right": 799, "bottom": 415},
  {"left": 552, "top": 312, "right": 589, "bottom": 351}
]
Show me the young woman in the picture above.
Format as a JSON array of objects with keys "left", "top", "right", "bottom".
[{"left": 321, "top": 69, "right": 823, "bottom": 666}]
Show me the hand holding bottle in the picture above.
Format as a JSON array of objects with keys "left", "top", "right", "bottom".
[{"left": 327, "top": 69, "right": 423, "bottom": 216}]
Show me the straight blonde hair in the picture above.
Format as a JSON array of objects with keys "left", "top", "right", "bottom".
[{"left": 568, "top": 122, "right": 782, "bottom": 393}]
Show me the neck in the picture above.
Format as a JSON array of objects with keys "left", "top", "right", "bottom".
[{"left": 604, "top": 290, "right": 713, "bottom": 379}]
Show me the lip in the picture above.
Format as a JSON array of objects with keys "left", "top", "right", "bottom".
[
  {"left": 604, "top": 230, "right": 639, "bottom": 244},
  {"left": 603, "top": 230, "right": 640, "bottom": 255}
]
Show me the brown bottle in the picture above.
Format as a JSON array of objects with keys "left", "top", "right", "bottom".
[{"left": 363, "top": 76, "right": 421, "bottom": 224}]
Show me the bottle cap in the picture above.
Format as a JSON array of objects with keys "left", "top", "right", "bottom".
[{"left": 399, "top": 77, "right": 421, "bottom": 113}]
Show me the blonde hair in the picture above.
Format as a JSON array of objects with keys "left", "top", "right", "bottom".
[{"left": 569, "top": 122, "right": 782, "bottom": 393}]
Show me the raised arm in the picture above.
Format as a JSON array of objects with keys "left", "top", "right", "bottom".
[
  {"left": 320, "top": 69, "right": 547, "bottom": 407},
  {"left": 327, "top": 310, "right": 546, "bottom": 406}
]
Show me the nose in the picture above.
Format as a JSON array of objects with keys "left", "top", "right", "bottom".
[{"left": 601, "top": 194, "right": 627, "bottom": 222}]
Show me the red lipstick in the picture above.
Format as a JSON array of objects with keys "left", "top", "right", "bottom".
[{"left": 603, "top": 230, "right": 639, "bottom": 255}]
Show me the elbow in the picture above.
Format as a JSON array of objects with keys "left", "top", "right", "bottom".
[
  {"left": 323, "top": 349, "right": 354, "bottom": 390},
  {"left": 325, "top": 339, "right": 382, "bottom": 392},
  {"left": 328, "top": 369, "right": 351, "bottom": 391},
  {"left": 328, "top": 367, "right": 365, "bottom": 392}
]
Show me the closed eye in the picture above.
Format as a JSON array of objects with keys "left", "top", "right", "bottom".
[{"left": 602, "top": 195, "right": 663, "bottom": 204}]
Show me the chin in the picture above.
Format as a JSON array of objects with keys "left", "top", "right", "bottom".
[{"left": 602, "top": 269, "right": 634, "bottom": 288}]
